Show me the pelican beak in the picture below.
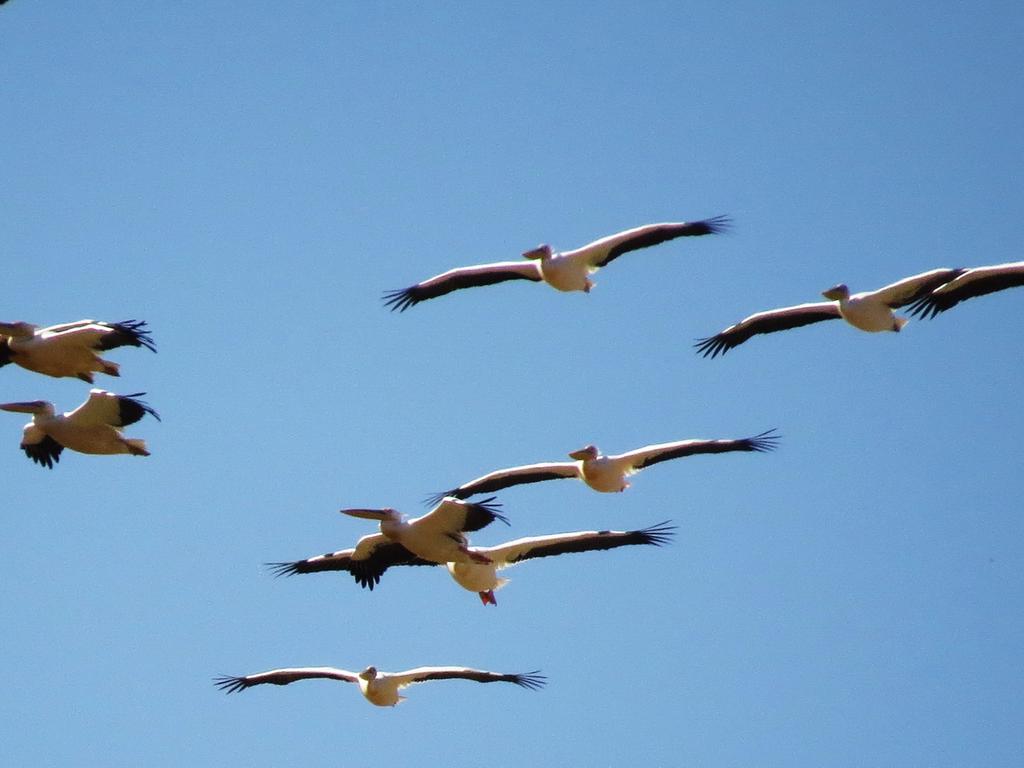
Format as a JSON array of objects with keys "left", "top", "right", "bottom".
[
  {"left": 0, "top": 401, "right": 43, "bottom": 414},
  {"left": 522, "top": 245, "right": 549, "bottom": 260},
  {"left": 568, "top": 446, "right": 596, "bottom": 461},
  {"left": 821, "top": 285, "right": 845, "bottom": 301},
  {"left": 340, "top": 508, "right": 389, "bottom": 521}
]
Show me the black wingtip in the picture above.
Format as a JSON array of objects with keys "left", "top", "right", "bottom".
[
  {"left": 907, "top": 296, "right": 943, "bottom": 320},
  {"left": 112, "top": 319, "right": 157, "bottom": 353},
  {"left": 747, "top": 428, "right": 781, "bottom": 452},
  {"left": 694, "top": 335, "right": 729, "bottom": 359},
  {"left": 382, "top": 288, "right": 418, "bottom": 312},
  {"left": 120, "top": 392, "right": 162, "bottom": 422},
  {"left": 423, "top": 489, "right": 456, "bottom": 507},
  {"left": 265, "top": 561, "right": 300, "bottom": 578},
  {"left": 700, "top": 214, "right": 732, "bottom": 235},
  {"left": 513, "top": 670, "right": 547, "bottom": 690},
  {"left": 637, "top": 520, "right": 677, "bottom": 547},
  {"left": 213, "top": 675, "right": 248, "bottom": 694},
  {"left": 474, "top": 496, "right": 509, "bottom": 526}
]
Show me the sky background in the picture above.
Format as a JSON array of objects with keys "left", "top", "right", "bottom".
[{"left": 2, "top": 2, "right": 1022, "bottom": 766}]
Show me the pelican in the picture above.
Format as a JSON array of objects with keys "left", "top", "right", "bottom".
[
  {"left": 0, "top": 389, "right": 160, "bottom": 468},
  {"left": 340, "top": 496, "right": 508, "bottom": 568},
  {"left": 270, "top": 521, "right": 675, "bottom": 606},
  {"left": 383, "top": 216, "right": 729, "bottom": 310},
  {"left": 0, "top": 319, "right": 155, "bottom": 382},
  {"left": 695, "top": 268, "right": 968, "bottom": 357},
  {"left": 908, "top": 261, "right": 1024, "bottom": 319},
  {"left": 429, "top": 430, "right": 779, "bottom": 501},
  {"left": 215, "top": 665, "right": 545, "bottom": 707}
]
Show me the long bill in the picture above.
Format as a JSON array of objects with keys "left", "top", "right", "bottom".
[
  {"left": 339, "top": 508, "right": 391, "bottom": 521},
  {"left": 0, "top": 401, "right": 48, "bottom": 414}
]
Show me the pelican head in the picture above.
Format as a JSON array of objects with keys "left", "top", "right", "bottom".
[
  {"left": 340, "top": 507, "right": 401, "bottom": 523},
  {"left": 359, "top": 666, "right": 379, "bottom": 681},
  {"left": 0, "top": 321, "right": 37, "bottom": 339},
  {"left": 522, "top": 244, "right": 553, "bottom": 261},
  {"left": 822, "top": 283, "right": 851, "bottom": 301},
  {"left": 568, "top": 444, "right": 599, "bottom": 461},
  {"left": 0, "top": 400, "right": 54, "bottom": 416}
]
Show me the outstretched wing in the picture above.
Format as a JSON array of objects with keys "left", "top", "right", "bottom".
[
  {"left": 427, "top": 461, "right": 579, "bottom": 505},
  {"left": 391, "top": 666, "right": 546, "bottom": 690},
  {"left": 621, "top": 429, "right": 780, "bottom": 470},
  {"left": 383, "top": 262, "right": 543, "bottom": 311},
  {"left": 695, "top": 302, "right": 841, "bottom": 358},
  {"left": 480, "top": 521, "right": 675, "bottom": 565},
  {"left": 267, "top": 537, "right": 436, "bottom": 590},
  {"left": 214, "top": 666, "right": 359, "bottom": 693},
  {"left": 39, "top": 319, "right": 157, "bottom": 353},
  {"left": 20, "top": 424, "right": 63, "bottom": 469},
  {"left": 415, "top": 496, "right": 509, "bottom": 535},
  {"left": 908, "top": 261, "right": 1024, "bottom": 318},
  {"left": 588, "top": 216, "right": 731, "bottom": 268},
  {"left": 64, "top": 389, "right": 160, "bottom": 428},
  {"left": 870, "top": 267, "right": 965, "bottom": 308}
]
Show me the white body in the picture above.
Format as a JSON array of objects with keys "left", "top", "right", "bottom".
[
  {"left": 379, "top": 515, "right": 475, "bottom": 565},
  {"left": 576, "top": 454, "right": 633, "bottom": 492},
  {"left": 342, "top": 498, "right": 504, "bottom": 567},
  {"left": 447, "top": 561, "right": 509, "bottom": 594},
  {"left": 0, "top": 320, "right": 154, "bottom": 382},
  {"left": 9, "top": 332, "right": 120, "bottom": 379},
  {"left": 537, "top": 249, "right": 597, "bottom": 292},
  {"left": 24, "top": 415, "right": 145, "bottom": 456},
  {"left": 358, "top": 672, "right": 406, "bottom": 707},
  {"left": 836, "top": 293, "right": 906, "bottom": 332}
]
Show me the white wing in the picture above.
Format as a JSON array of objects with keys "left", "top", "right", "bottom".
[
  {"left": 695, "top": 302, "right": 842, "bottom": 358},
  {"left": 384, "top": 262, "right": 543, "bottom": 311},
  {"left": 413, "top": 497, "right": 508, "bottom": 535},
  {"left": 429, "top": 461, "right": 579, "bottom": 504},
  {"left": 64, "top": 389, "right": 160, "bottom": 428},
  {"left": 869, "top": 267, "right": 964, "bottom": 307},
  {"left": 389, "top": 666, "right": 546, "bottom": 690},
  {"left": 611, "top": 430, "right": 780, "bottom": 470},
  {"left": 476, "top": 522, "right": 675, "bottom": 567},
  {"left": 215, "top": 667, "right": 359, "bottom": 693}
]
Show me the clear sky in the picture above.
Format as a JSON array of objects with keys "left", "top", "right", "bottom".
[{"left": 2, "top": 2, "right": 1022, "bottom": 766}]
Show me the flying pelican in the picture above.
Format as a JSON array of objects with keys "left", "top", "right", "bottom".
[
  {"left": 383, "top": 216, "right": 729, "bottom": 311},
  {"left": 0, "top": 389, "right": 160, "bottom": 468},
  {"left": 215, "top": 665, "right": 545, "bottom": 707},
  {"left": 0, "top": 319, "right": 155, "bottom": 382},
  {"left": 908, "top": 261, "right": 1024, "bottom": 319},
  {"left": 340, "top": 496, "right": 508, "bottom": 568},
  {"left": 429, "top": 430, "right": 779, "bottom": 502},
  {"left": 270, "top": 521, "right": 675, "bottom": 605},
  {"left": 694, "top": 268, "right": 969, "bottom": 357}
]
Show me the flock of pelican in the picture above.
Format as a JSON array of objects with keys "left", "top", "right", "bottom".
[{"left": 6, "top": 219, "right": 1021, "bottom": 711}]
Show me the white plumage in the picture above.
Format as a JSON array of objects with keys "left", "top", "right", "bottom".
[
  {"left": 384, "top": 217, "right": 729, "bottom": 310},
  {"left": 0, "top": 319, "right": 155, "bottom": 382},
  {"left": 0, "top": 389, "right": 160, "bottom": 468},
  {"left": 215, "top": 664, "right": 545, "bottom": 707},
  {"left": 696, "top": 268, "right": 966, "bottom": 357}
]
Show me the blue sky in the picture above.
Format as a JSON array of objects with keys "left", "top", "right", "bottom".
[{"left": 2, "top": 2, "right": 1022, "bottom": 766}]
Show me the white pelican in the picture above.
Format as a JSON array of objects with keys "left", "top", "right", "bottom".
[
  {"left": 383, "top": 216, "right": 729, "bottom": 310},
  {"left": 0, "top": 319, "right": 155, "bottom": 382},
  {"left": 270, "top": 521, "right": 675, "bottom": 606},
  {"left": 908, "top": 261, "right": 1024, "bottom": 319},
  {"left": 429, "top": 430, "right": 779, "bottom": 501},
  {"left": 215, "top": 665, "right": 545, "bottom": 707},
  {"left": 695, "top": 269, "right": 968, "bottom": 357},
  {"left": 0, "top": 389, "right": 160, "bottom": 468},
  {"left": 340, "top": 496, "right": 508, "bottom": 568}
]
